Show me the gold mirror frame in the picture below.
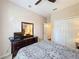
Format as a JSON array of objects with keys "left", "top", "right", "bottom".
[{"left": 21, "top": 22, "right": 34, "bottom": 36}]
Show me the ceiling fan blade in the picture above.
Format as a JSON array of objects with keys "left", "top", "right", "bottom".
[
  {"left": 35, "top": 0, "right": 42, "bottom": 5},
  {"left": 48, "top": 0, "right": 56, "bottom": 3}
]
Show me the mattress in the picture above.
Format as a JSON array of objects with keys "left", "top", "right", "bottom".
[{"left": 14, "top": 41, "right": 79, "bottom": 59}]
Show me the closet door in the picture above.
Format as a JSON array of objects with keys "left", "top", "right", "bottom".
[
  {"left": 53, "top": 20, "right": 67, "bottom": 46},
  {"left": 53, "top": 19, "right": 76, "bottom": 48}
]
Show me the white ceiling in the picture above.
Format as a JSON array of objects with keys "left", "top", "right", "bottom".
[{"left": 9, "top": 0, "right": 79, "bottom": 18}]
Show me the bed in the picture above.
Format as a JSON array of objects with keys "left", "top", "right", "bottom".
[{"left": 14, "top": 40, "right": 79, "bottom": 59}]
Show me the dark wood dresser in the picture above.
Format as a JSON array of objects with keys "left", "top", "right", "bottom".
[{"left": 10, "top": 37, "right": 38, "bottom": 59}]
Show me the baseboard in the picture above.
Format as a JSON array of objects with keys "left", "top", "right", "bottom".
[{"left": 0, "top": 53, "right": 11, "bottom": 59}]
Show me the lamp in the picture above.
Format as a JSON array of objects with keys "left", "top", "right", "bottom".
[
  {"left": 75, "top": 33, "right": 79, "bottom": 49},
  {"left": 75, "top": 33, "right": 79, "bottom": 43}
]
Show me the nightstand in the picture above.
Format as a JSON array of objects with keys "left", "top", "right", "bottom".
[{"left": 76, "top": 43, "right": 79, "bottom": 49}]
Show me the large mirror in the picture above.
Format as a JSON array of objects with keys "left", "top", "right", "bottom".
[{"left": 21, "top": 22, "right": 34, "bottom": 36}]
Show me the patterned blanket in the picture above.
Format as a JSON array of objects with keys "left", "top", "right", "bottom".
[{"left": 14, "top": 41, "right": 79, "bottom": 59}]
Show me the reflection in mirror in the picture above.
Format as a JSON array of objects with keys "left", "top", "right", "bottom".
[{"left": 21, "top": 22, "right": 34, "bottom": 36}]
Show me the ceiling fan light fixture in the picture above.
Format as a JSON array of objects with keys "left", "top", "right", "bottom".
[
  {"left": 35, "top": 0, "right": 42, "bottom": 5},
  {"left": 53, "top": 8, "right": 57, "bottom": 11},
  {"left": 48, "top": 0, "right": 56, "bottom": 3}
]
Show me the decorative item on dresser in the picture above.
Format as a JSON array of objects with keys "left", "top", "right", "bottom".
[
  {"left": 14, "top": 32, "right": 33, "bottom": 40},
  {"left": 10, "top": 36, "right": 38, "bottom": 59}
]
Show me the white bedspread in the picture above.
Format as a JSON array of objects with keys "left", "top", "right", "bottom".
[{"left": 14, "top": 41, "right": 79, "bottom": 59}]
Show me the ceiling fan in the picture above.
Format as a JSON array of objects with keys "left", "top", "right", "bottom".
[{"left": 35, "top": 0, "right": 56, "bottom": 5}]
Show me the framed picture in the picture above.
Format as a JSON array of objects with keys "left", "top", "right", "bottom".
[{"left": 21, "top": 22, "right": 34, "bottom": 36}]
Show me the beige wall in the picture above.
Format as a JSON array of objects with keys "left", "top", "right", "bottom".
[
  {"left": 0, "top": 0, "right": 46, "bottom": 56},
  {"left": 0, "top": 1, "right": 1, "bottom": 56},
  {"left": 51, "top": 3, "right": 79, "bottom": 48},
  {"left": 0, "top": 0, "right": 3, "bottom": 56}
]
